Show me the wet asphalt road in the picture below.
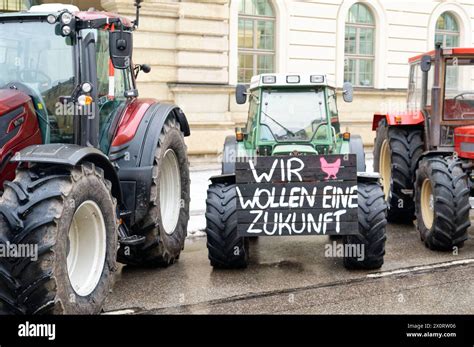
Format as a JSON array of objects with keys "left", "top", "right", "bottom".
[{"left": 104, "top": 222, "right": 474, "bottom": 314}]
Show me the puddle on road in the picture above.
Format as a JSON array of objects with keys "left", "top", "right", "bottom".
[{"left": 257, "top": 260, "right": 305, "bottom": 272}]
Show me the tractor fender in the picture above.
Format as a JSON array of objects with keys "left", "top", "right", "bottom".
[
  {"left": 349, "top": 135, "right": 366, "bottom": 172},
  {"left": 415, "top": 150, "right": 454, "bottom": 169},
  {"left": 139, "top": 104, "right": 189, "bottom": 168},
  {"left": 372, "top": 111, "right": 424, "bottom": 131},
  {"left": 10, "top": 143, "right": 122, "bottom": 202},
  {"left": 357, "top": 172, "right": 380, "bottom": 183},
  {"left": 110, "top": 102, "right": 190, "bottom": 225},
  {"left": 222, "top": 135, "right": 237, "bottom": 174},
  {"left": 210, "top": 173, "right": 236, "bottom": 185}
]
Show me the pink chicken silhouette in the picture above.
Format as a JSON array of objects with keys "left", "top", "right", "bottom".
[{"left": 320, "top": 157, "right": 341, "bottom": 180}]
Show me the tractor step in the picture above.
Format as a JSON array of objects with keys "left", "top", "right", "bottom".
[{"left": 119, "top": 234, "right": 146, "bottom": 246}]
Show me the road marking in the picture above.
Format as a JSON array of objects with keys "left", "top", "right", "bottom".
[{"left": 367, "top": 258, "right": 474, "bottom": 279}]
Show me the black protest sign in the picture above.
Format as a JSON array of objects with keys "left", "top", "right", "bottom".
[{"left": 236, "top": 155, "right": 359, "bottom": 236}]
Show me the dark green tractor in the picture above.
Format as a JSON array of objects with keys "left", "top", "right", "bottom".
[{"left": 205, "top": 73, "right": 387, "bottom": 270}]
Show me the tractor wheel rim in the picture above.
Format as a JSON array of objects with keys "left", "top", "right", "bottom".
[
  {"left": 66, "top": 200, "right": 107, "bottom": 297},
  {"left": 160, "top": 149, "right": 181, "bottom": 235},
  {"left": 420, "top": 178, "right": 434, "bottom": 229},
  {"left": 380, "top": 140, "right": 392, "bottom": 200}
]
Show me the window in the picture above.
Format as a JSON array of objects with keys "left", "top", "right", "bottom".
[
  {"left": 260, "top": 89, "right": 327, "bottom": 142},
  {"left": 344, "top": 3, "right": 375, "bottom": 87},
  {"left": 435, "top": 12, "right": 460, "bottom": 90},
  {"left": 95, "top": 29, "right": 130, "bottom": 153},
  {"left": 0, "top": 0, "right": 30, "bottom": 12},
  {"left": 238, "top": 0, "right": 275, "bottom": 83},
  {"left": 327, "top": 88, "right": 340, "bottom": 134},
  {"left": 435, "top": 12, "right": 459, "bottom": 48},
  {"left": 246, "top": 92, "right": 260, "bottom": 143},
  {"left": 444, "top": 58, "right": 474, "bottom": 121}
]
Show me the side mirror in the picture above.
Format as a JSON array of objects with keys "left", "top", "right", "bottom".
[
  {"left": 235, "top": 84, "right": 247, "bottom": 105},
  {"left": 342, "top": 82, "right": 353, "bottom": 103},
  {"left": 140, "top": 64, "right": 151, "bottom": 73},
  {"left": 421, "top": 55, "right": 432, "bottom": 72},
  {"left": 109, "top": 31, "right": 133, "bottom": 69}
]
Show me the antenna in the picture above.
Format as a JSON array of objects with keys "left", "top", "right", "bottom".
[{"left": 133, "top": 0, "right": 143, "bottom": 29}]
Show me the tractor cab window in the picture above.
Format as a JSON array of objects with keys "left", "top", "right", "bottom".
[
  {"left": 443, "top": 57, "right": 474, "bottom": 120},
  {"left": 245, "top": 91, "right": 260, "bottom": 144},
  {"left": 327, "top": 88, "right": 340, "bottom": 134},
  {"left": 94, "top": 29, "right": 131, "bottom": 153},
  {"left": 260, "top": 88, "right": 328, "bottom": 142},
  {"left": 0, "top": 21, "right": 75, "bottom": 143},
  {"left": 408, "top": 63, "right": 423, "bottom": 111}
]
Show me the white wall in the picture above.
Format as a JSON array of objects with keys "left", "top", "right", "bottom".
[{"left": 231, "top": 0, "right": 474, "bottom": 90}]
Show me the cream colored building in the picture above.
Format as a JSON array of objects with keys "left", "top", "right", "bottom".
[{"left": 3, "top": 0, "right": 474, "bottom": 161}]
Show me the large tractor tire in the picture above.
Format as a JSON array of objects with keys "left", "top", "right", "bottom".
[
  {"left": 343, "top": 181, "right": 387, "bottom": 270},
  {"left": 373, "top": 118, "right": 423, "bottom": 223},
  {"left": 414, "top": 157, "right": 470, "bottom": 251},
  {"left": 205, "top": 182, "right": 248, "bottom": 269},
  {"left": 0, "top": 162, "right": 117, "bottom": 314},
  {"left": 131, "top": 117, "right": 190, "bottom": 267}
]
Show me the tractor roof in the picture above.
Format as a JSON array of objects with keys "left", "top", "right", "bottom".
[
  {"left": 409, "top": 48, "right": 474, "bottom": 64},
  {"left": 0, "top": 3, "right": 132, "bottom": 28},
  {"left": 249, "top": 73, "right": 335, "bottom": 91}
]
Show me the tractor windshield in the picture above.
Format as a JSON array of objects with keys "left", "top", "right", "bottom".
[
  {"left": 444, "top": 57, "right": 474, "bottom": 120},
  {"left": 260, "top": 88, "right": 328, "bottom": 142},
  {"left": 0, "top": 20, "right": 75, "bottom": 142}
]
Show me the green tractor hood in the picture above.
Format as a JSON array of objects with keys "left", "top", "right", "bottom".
[{"left": 271, "top": 144, "right": 318, "bottom": 155}]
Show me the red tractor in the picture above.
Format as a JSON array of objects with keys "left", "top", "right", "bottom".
[
  {"left": 373, "top": 43, "right": 473, "bottom": 251},
  {"left": 0, "top": 2, "right": 190, "bottom": 314}
]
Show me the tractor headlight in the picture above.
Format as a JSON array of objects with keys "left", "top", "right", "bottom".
[
  {"left": 311, "top": 75, "right": 324, "bottom": 83},
  {"left": 46, "top": 14, "right": 57, "bottom": 24},
  {"left": 62, "top": 25, "right": 72, "bottom": 36},
  {"left": 61, "top": 12, "right": 73, "bottom": 25},
  {"left": 262, "top": 75, "right": 276, "bottom": 84},
  {"left": 286, "top": 75, "right": 300, "bottom": 83},
  {"left": 81, "top": 82, "right": 93, "bottom": 93}
]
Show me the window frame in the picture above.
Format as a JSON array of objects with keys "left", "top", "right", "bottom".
[
  {"left": 435, "top": 12, "right": 460, "bottom": 48},
  {"left": 238, "top": 0, "right": 276, "bottom": 83},
  {"left": 344, "top": 3, "right": 376, "bottom": 87}
]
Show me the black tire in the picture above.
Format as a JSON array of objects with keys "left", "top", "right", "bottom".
[
  {"left": 414, "top": 157, "right": 470, "bottom": 251},
  {"left": 205, "top": 182, "right": 248, "bottom": 269},
  {"left": 130, "top": 117, "right": 190, "bottom": 267},
  {"left": 0, "top": 162, "right": 117, "bottom": 314},
  {"left": 343, "top": 181, "right": 387, "bottom": 270},
  {"left": 373, "top": 118, "right": 423, "bottom": 223}
]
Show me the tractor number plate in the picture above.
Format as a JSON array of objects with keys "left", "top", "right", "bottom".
[{"left": 235, "top": 154, "right": 359, "bottom": 237}]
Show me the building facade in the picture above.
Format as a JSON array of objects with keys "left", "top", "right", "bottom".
[{"left": 2, "top": 0, "right": 474, "bottom": 161}]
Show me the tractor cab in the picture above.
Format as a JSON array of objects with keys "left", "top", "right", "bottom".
[
  {"left": 0, "top": 4, "right": 142, "bottom": 155},
  {"left": 235, "top": 73, "right": 354, "bottom": 156},
  {"left": 408, "top": 45, "right": 474, "bottom": 151},
  {"left": 372, "top": 44, "right": 474, "bottom": 251},
  {"left": 0, "top": 1, "right": 192, "bottom": 315}
]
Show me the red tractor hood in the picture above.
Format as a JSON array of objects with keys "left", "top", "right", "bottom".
[
  {"left": 0, "top": 89, "right": 31, "bottom": 114},
  {"left": 0, "top": 88, "right": 42, "bottom": 189},
  {"left": 455, "top": 126, "right": 474, "bottom": 160}
]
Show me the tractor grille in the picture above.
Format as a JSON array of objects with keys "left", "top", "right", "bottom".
[
  {"left": 460, "top": 142, "right": 474, "bottom": 153},
  {"left": 0, "top": 106, "right": 23, "bottom": 147}
]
